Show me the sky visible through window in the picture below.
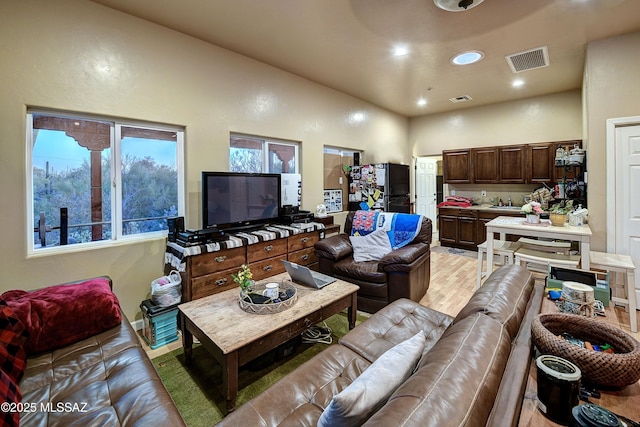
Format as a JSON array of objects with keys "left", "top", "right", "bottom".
[{"left": 33, "top": 130, "right": 176, "bottom": 172}]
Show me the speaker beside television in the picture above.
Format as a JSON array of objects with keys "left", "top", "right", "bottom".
[{"left": 167, "top": 216, "right": 184, "bottom": 242}]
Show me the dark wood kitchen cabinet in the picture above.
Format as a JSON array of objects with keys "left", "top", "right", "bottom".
[
  {"left": 438, "top": 210, "right": 458, "bottom": 246},
  {"left": 439, "top": 208, "right": 523, "bottom": 250},
  {"left": 443, "top": 149, "right": 472, "bottom": 184},
  {"left": 438, "top": 208, "right": 476, "bottom": 250},
  {"left": 528, "top": 142, "right": 554, "bottom": 183},
  {"left": 471, "top": 148, "right": 499, "bottom": 183},
  {"left": 498, "top": 145, "right": 527, "bottom": 183}
]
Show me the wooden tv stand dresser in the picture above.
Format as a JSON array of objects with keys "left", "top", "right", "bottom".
[{"left": 164, "top": 223, "right": 325, "bottom": 302}]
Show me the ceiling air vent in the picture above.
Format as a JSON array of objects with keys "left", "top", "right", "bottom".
[
  {"left": 449, "top": 95, "right": 473, "bottom": 103},
  {"left": 505, "top": 46, "right": 549, "bottom": 73}
]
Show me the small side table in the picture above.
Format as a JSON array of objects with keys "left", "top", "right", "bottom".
[{"left": 590, "top": 251, "right": 637, "bottom": 332}]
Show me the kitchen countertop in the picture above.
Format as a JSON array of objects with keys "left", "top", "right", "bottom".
[{"left": 438, "top": 204, "right": 525, "bottom": 213}]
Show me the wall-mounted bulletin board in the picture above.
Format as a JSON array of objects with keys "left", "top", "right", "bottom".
[{"left": 323, "top": 189, "right": 343, "bottom": 213}]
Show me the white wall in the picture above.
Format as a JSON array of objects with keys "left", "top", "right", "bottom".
[
  {"left": 584, "top": 31, "right": 640, "bottom": 251},
  {"left": 0, "top": 0, "right": 408, "bottom": 320},
  {"left": 409, "top": 90, "right": 582, "bottom": 157}
]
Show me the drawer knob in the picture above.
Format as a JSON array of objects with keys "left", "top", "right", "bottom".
[
  {"left": 215, "top": 278, "right": 227, "bottom": 286},
  {"left": 301, "top": 254, "right": 309, "bottom": 261},
  {"left": 301, "top": 237, "right": 309, "bottom": 243},
  {"left": 214, "top": 255, "right": 227, "bottom": 263},
  {"left": 264, "top": 245, "right": 273, "bottom": 252},
  {"left": 304, "top": 318, "right": 312, "bottom": 328},
  {"left": 263, "top": 265, "right": 273, "bottom": 272}
]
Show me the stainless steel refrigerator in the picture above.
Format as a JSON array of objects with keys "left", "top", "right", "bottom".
[{"left": 348, "top": 163, "right": 410, "bottom": 212}]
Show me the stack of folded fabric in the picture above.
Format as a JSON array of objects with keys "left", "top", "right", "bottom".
[{"left": 436, "top": 196, "right": 473, "bottom": 208}]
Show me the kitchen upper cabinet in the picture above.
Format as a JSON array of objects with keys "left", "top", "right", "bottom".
[
  {"left": 443, "top": 149, "right": 472, "bottom": 183},
  {"left": 471, "top": 148, "right": 499, "bottom": 183},
  {"left": 498, "top": 145, "right": 527, "bottom": 183},
  {"left": 443, "top": 140, "right": 582, "bottom": 185},
  {"left": 529, "top": 143, "right": 554, "bottom": 183}
]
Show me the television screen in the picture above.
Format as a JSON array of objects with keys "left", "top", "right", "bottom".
[{"left": 202, "top": 172, "right": 281, "bottom": 231}]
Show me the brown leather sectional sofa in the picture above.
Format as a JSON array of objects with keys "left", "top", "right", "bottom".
[
  {"left": 16, "top": 278, "right": 186, "bottom": 427},
  {"left": 217, "top": 264, "right": 544, "bottom": 427}
]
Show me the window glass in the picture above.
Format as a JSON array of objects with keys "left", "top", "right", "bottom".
[
  {"left": 230, "top": 134, "right": 299, "bottom": 174},
  {"left": 28, "top": 111, "right": 184, "bottom": 252},
  {"left": 230, "top": 136, "right": 263, "bottom": 173},
  {"left": 120, "top": 127, "right": 179, "bottom": 235}
]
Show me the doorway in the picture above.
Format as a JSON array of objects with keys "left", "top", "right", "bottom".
[
  {"left": 606, "top": 116, "right": 640, "bottom": 305},
  {"left": 415, "top": 156, "right": 442, "bottom": 227}
]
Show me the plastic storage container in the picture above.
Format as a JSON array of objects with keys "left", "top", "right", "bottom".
[{"left": 141, "top": 299, "right": 179, "bottom": 349}]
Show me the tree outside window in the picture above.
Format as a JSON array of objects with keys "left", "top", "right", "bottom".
[
  {"left": 28, "top": 111, "right": 184, "bottom": 252},
  {"left": 230, "top": 134, "right": 298, "bottom": 174}
]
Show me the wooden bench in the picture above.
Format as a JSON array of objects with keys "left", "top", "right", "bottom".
[
  {"left": 476, "top": 240, "right": 521, "bottom": 289},
  {"left": 590, "top": 251, "right": 637, "bottom": 333},
  {"left": 517, "top": 237, "right": 571, "bottom": 255},
  {"left": 514, "top": 247, "right": 580, "bottom": 272}
]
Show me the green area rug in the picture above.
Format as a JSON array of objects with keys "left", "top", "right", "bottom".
[{"left": 153, "top": 312, "right": 366, "bottom": 426}]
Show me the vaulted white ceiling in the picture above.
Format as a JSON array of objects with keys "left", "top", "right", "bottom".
[{"left": 91, "top": 0, "right": 640, "bottom": 117}]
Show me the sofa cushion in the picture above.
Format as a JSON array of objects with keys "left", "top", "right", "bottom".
[
  {"left": 217, "top": 344, "right": 372, "bottom": 427},
  {"left": 20, "top": 315, "right": 187, "bottom": 427},
  {"left": 340, "top": 298, "right": 453, "bottom": 363},
  {"left": 2, "top": 278, "right": 122, "bottom": 355},
  {"left": 363, "top": 313, "right": 512, "bottom": 427},
  {"left": 318, "top": 331, "right": 426, "bottom": 427},
  {"left": 350, "top": 229, "right": 392, "bottom": 262},
  {"left": 453, "top": 265, "right": 534, "bottom": 340},
  {"left": 333, "top": 258, "right": 387, "bottom": 284}
]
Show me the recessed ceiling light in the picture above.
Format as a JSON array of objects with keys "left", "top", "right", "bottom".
[
  {"left": 451, "top": 51, "right": 484, "bottom": 65},
  {"left": 512, "top": 79, "right": 525, "bottom": 87},
  {"left": 417, "top": 98, "right": 427, "bottom": 106},
  {"left": 393, "top": 46, "right": 409, "bottom": 57}
]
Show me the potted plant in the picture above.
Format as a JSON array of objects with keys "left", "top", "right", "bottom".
[
  {"left": 548, "top": 200, "right": 573, "bottom": 226},
  {"left": 521, "top": 201, "right": 543, "bottom": 224},
  {"left": 232, "top": 264, "right": 254, "bottom": 294}
]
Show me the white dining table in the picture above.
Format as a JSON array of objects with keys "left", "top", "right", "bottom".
[{"left": 485, "top": 216, "right": 593, "bottom": 273}]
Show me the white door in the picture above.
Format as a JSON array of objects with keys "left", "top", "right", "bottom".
[
  {"left": 608, "top": 119, "right": 640, "bottom": 305},
  {"left": 415, "top": 157, "right": 438, "bottom": 224}
]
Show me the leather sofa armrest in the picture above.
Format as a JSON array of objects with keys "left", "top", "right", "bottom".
[
  {"left": 378, "top": 243, "right": 430, "bottom": 271},
  {"left": 314, "top": 234, "right": 353, "bottom": 261}
]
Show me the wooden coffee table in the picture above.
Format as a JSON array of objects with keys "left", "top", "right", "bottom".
[{"left": 178, "top": 272, "right": 359, "bottom": 413}]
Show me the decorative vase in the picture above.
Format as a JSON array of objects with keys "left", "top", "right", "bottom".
[
  {"left": 550, "top": 213, "right": 567, "bottom": 227},
  {"left": 525, "top": 214, "right": 540, "bottom": 224}
]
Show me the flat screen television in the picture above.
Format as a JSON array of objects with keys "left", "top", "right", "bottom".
[{"left": 202, "top": 172, "right": 281, "bottom": 231}]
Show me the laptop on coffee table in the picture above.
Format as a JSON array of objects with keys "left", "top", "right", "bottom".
[{"left": 281, "top": 260, "right": 336, "bottom": 289}]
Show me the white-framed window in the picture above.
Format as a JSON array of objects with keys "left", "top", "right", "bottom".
[
  {"left": 230, "top": 133, "right": 299, "bottom": 174},
  {"left": 27, "top": 109, "right": 185, "bottom": 255}
]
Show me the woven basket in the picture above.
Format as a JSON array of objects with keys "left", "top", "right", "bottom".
[
  {"left": 549, "top": 213, "right": 567, "bottom": 227},
  {"left": 238, "top": 281, "right": 297, "bottom": 315},
  {"left": 531, "top": 313, "right": 640, "bottom": 387}
]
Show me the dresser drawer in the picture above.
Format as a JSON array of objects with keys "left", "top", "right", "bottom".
[
  {"left": 250, "top": 255, "right": 287, "bottom": 281},
  {"left": 191, "top": 269, "right": 238, "bottom": 300},
  {"left": 189, "top": 246, "right": 246, "bottom": 278},
  {"left": 288, "top": 231, "right": 319, "bottom": 252},
  {"left": 288, "top": 247, "right": 318, "bottom": 266},
  {"left": 247, "top": 239, "right": 288, "bottom": 263}
]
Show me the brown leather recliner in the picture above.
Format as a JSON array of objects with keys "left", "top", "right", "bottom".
[{"left": 314, "top": 212, "right": 432, "bottom": 313}]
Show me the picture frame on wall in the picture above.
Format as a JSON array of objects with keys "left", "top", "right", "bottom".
[{"left": 323, "top": 189, "right": 343, "bottom": 213}]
